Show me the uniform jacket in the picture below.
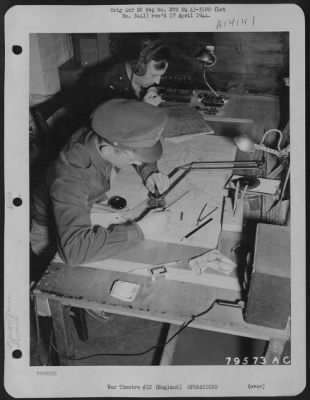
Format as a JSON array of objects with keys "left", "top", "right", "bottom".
[
  {"left": 77, "top": 61, "right": 145, "bottom": 118},
  {"left": 74, "top": 61, "right": 158, "bottom": 183},
  {"left": 31, "top": 128, "right": 157, "bottom": 266}
]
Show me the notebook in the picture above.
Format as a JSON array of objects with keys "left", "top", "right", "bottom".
[{"left": 162, "top": 104, "right": 214, "bottom": 142}]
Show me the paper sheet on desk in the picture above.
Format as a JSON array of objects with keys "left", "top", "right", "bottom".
[
  {"left": 159, "top": 134, "right": 237, "bottom": 171},
  {"left": 160, "top": 135, "right": 237, "bottom": 204},
  {"left": 102, "top": 135, "right": 237, "bottom": 248},
  {"left": 147, "top": 190, "right": 222, "bottom": 249}
]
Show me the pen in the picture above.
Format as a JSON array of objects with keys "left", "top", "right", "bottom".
[
  {"left": 235, "top": 184, "right": 248, "bottom": 216},
  {"left": 240, "top": 184, "right": 248, "bottom": 203},
  {"left": 181, "top": 217, "right": 213, "bottom": 240},
  {"left": 233, "top": 179, "right": 240, "bottom": 216}
]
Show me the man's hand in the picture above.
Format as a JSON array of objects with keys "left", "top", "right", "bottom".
[
  {"left": 137, "top": 209, "right": 171, "bottom": 238},
  {"left": 143, "top": 87, "right": 164, "bottom": 107},
  {"left": 145, "top": 172, "right": 170, "bottom": 194}
]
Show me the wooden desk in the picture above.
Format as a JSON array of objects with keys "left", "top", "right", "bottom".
[
  {"left": 33, "top": 220, "right": 290, "bottom": 365},
  {"left": 32, "top": 97, "right": 290, "bottom": 365},
  {"left": 33, "top": 254, "right": 290, "bottom": 365},
  {"left": 199, "top": 92, "right": 280, "bottom": 142}
]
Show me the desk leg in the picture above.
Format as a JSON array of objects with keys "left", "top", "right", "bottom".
[
  {"left": 49, "top": 300, "right": 76, "bottom": 366},
  {"left": 264, "top": 337, "right": 287, "bottom": 364},
  {"left": 159, "top": 324, "right": 179, "bottom": 365}
]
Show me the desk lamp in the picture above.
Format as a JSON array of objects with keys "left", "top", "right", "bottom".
[
  {"left": 234, "top": 129, "right": 290, "bottom": 209},
  {"left": 195, "top": 46, "right": 219, "bottom": 97},
  {"left": 195, "top": 45, "right": 217, "bottom": 68}
]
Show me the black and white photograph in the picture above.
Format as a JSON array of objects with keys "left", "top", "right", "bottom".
[{"left": 4, "top": 4, "right": 306, "bottom": 398}]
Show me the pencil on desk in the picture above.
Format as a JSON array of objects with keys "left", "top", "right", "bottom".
[
  {"left": 233, "top": 179, "right": 240, "bottom": 216},
  {"left": 235, "top": 184, "right": 248, "bottom": 216},
  {"left": 241, "top": 184, "right": 248, "bottom": 202},
  {"left": 181, "top": 217, "right": 213, "bottom": 241}
]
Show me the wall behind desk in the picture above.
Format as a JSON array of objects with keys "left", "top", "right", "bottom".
[
  {"left": 111, "top": 32, "right": 289, "bottom": 95},
  {"left": 205, "top": 32, "right": 289, "bottom": 95}
]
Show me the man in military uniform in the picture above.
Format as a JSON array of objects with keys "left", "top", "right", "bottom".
[{"left": 30, "top": 99, "right": 170, "bottom": 268}]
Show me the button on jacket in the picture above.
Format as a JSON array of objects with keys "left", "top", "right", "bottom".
[{"left": 31, "top": 129, "right": 156, "bottom": 267}]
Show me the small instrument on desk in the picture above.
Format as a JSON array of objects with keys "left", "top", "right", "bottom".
[
  {"left": 190, "top": 90, "right": 230, "bottom": 115},
  {"left": 231, "top": 176, "right": 260, "bottom": 191},
  {"left": 107, "top": 195, "right": 127, "bottom": 210},
  {"left": 191, "top": 90, "right": 229, "bottom": 107},
  {"left": 196, "top": 203, "right": 218, "bottom": 226},
  {"left": 157, "top": 87, "right": 192, "bottom": 103},
  {"left": 158, "top": 87, "right": 229, "bottom": 116},
  {"left": 147, "top": 190, "right": 166, "bottom": 209},
  {"left": 189, "top": 249, "right": 237, "bottom": 276},
  {"left": 147, "top": 167, "right": 192, "bottom": 209}
]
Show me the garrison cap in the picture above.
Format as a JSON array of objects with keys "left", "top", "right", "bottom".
[{"left": 91, "top": 98, "right": 168, "bottom": 163}]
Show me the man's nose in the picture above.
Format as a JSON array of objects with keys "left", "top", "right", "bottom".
[{"left": 154, "top": 76, "right": 161, "bottom": 84}]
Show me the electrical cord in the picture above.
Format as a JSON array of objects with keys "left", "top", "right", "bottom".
[
  {"left": 48, "top": 297, "right": 225, "bottom": 361},
  {"left": 203, "top": 68, "right": 219, "bottom": 97},
  {"left": 260, "top": 128, "right": 283, "bottom": 149}
]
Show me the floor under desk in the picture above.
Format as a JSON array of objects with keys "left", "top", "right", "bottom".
[{"left": 32, "top": 303, "right": 283, "bottom": 366}]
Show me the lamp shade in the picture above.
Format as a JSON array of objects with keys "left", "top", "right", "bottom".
[
  {"left": 234, "top": 136, "right": 256, "bottom": 152},
  {"left": 195, "top": 46, "right": 217, "bottom": 67}
]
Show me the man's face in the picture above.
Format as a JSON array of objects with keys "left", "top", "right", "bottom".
[{"left": 136, "top": 60, "right": 168, "bottom": 87}]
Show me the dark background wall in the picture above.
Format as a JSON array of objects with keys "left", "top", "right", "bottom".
[
  {"left": 110, "top": 32, "right": 289, "bottom": 95},
  {"left": 31, "top": 32, "right": 289, "bottom": 100}
]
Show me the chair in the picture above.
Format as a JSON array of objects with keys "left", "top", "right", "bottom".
[
  {"left": 31, "top": 89, "right": 82, "bottom": 161},
  {"left": 30, "top": 90, "right": 90, "bottom": 357}
]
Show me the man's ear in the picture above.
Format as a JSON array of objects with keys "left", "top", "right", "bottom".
[{"left": 99, "top": 144, "right": 115, "bottom": 157}]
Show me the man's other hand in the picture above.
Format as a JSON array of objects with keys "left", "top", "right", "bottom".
[
  {"left": 143, "top": 87, "right": 164, "bottom": 107},
  {"left": 145, "top": 172, "right": 170, "bottom": 194}
]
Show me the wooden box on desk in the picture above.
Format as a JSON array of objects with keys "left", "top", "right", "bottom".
[{"left": 245, "top": 223, "right": 290, "bottom": 329}]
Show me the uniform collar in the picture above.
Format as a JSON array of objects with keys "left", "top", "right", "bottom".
[{"left": 125, "top": 62, "right": 141, "bottom": 98}]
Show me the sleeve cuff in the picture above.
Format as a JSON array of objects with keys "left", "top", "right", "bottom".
[
  {"left": 127, "top": 222, "right": 145, "bottom": 243},
  {"left": 136, "top": 162, "right": 159, "bottom": 183}
]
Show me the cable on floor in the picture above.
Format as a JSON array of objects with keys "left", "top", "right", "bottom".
[{"left": 48, "top": 297, "right": 220, "bottom": 361}]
